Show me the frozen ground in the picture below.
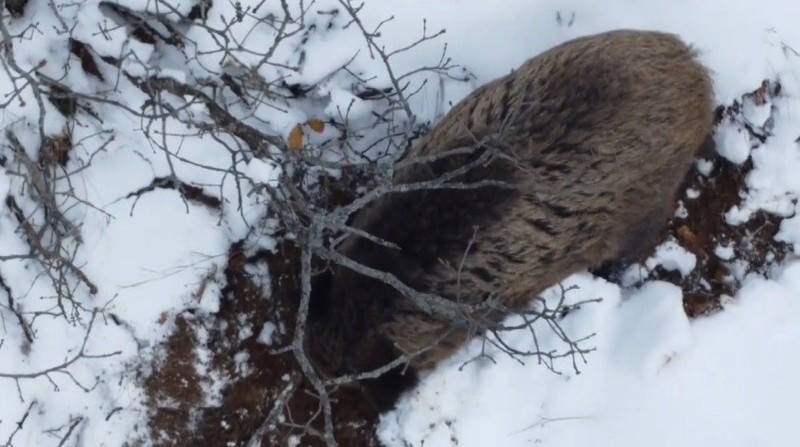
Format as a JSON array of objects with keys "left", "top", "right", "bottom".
[{"left": 0, "top": 0, "right": 799, "bottom": 446}]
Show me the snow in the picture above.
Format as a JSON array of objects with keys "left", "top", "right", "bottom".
[
  {"left": 1, "top": 0, "right": 800, "bottom": 446},
  {"left": 381, "top": 266, "right": 800, "bottom": 447},
  {"left": 695, "top": 158, "right": 714, "bottom": 177},
  {"left": 714, "top": 243, "right": 736, "bottom": 261},
  {"left": 714, "top": 121, "right": 753, "bottom": 165},
  {"left": 645, "top": 239, "right": 698, "bottom": 277},
  {"left": 325, "top": 89, "right": 373, "bottom": 122},
  {"left": 257, "top": 322, "right": 278, "bottom": 346}
]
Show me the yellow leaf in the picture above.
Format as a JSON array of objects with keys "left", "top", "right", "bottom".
[
  {"left": 288, "top": 125, "right": 304, "bottom": 151},
  {"left": 307, "top": 118, "right": 325, "bottom": 133}
]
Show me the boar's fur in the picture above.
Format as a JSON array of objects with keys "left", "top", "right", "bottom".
[{"left": 306, "top": 29, "right": 714, "bottom": 411}]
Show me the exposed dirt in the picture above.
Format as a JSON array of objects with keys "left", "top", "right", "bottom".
[
  {"left": 138, "top": 80, "right": 794, "bottom": 446},
  {"left": 662, "top": 155, "right": 790, "bottom": 317},
  {"left": 141, "top": 317, "right": 204, "bottom": 446},
  {"left": 649, "top": 80, "right": 791, "bottom": 317},
  {"left": 137, "top": 240, "right": 379, "bottom": 447}
]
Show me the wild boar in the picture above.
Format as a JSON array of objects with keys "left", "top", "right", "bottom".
[{"left": 307, "top": 29, "right": 714, "bottom": 411}]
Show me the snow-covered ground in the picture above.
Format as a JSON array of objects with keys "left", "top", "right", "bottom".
[
  {"left": 380, "top": 268, "right": 800, "bottom": 446},
  {"left": 1, "top": 0, "right": 800, "bottom": 446}
]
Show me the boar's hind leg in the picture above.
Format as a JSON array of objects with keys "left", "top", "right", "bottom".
[
  {"left": 594, "top": 198, "right": 675, "bottom": 282},
  {"left": 618, "top": 199, "right": 674, "bottom": 263}
]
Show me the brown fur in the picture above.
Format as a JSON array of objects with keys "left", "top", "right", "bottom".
[{"left": 307, "top": 30, "right": 714, "bottom": 411}]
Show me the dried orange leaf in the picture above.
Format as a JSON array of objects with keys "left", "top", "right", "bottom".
[
  {"left": 288, "top": 125, "right": 304, "bottom": 151},
  {"left": 307, "top": 118, "right": 325, "bottom": 133}
]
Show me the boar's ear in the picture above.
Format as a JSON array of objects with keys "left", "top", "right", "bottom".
[{"left": 353, "top": 332, "right": 420, "bottom": 413}]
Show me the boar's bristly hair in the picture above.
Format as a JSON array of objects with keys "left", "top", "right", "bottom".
[{"left": 307, "top": 29, "right": 714, "bottom": 412}]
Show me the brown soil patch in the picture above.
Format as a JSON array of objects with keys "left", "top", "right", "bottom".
[
  {"left": 649, "top": 80, "right": 791, "bottom": 316},
  {"left": 141, "top": 317, "right": 204, "bottom": 445},
  {"left": 138, "top": 241, "right": 379, "bottom": 446}
]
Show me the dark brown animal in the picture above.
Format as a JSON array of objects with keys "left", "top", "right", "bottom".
[{"left": 307, "top": 29, "right": 714, "bottom": 411}]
